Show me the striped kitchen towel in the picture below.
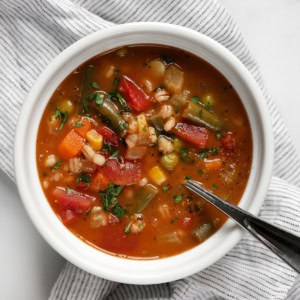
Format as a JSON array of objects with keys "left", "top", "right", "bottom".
[{"left": 0, "top": 0, "right": 300, "bottom": 299}]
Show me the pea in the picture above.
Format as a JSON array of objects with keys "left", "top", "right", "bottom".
[
  {"left": 173, "top": 138, "right": 184, "bottom": 153},
  {"left": 160, "top": 152, "right": 179, "bottom": 170}
]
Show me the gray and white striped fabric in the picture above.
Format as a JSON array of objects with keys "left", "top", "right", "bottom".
[{"left": 1, "top": 0, "right": 300, "bottom": 299}]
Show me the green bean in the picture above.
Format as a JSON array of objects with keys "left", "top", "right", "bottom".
[{"left": 183, "top": 102, "right": 223, "bottom": 131}]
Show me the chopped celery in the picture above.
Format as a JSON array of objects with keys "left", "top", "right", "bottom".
[
  {"left": 183, "top": 102, "right": 224, "bottom": 131},
  {"left": 129, "top": 184, "right": 158, "bottom": 214},
  {"left": 193, "top": 222, "right": 214, "bottom": 242},
  {"left": 158, "top": 232, "right": 181, "bottom": 244}
]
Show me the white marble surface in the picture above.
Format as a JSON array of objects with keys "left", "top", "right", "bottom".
[{"left": 1, "top": 1, "right": 300, "bottom": 299}]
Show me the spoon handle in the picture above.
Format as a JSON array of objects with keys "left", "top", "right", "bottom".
[{"left": 185, "top": 180, "right": 300, "bottom": 273}]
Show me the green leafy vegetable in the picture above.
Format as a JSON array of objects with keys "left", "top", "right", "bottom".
[
  {"left": 124, "top": 224, "right": 131, "bottom": 234},
  {"left": 55, "top": 108, "right": 68, "bottom": 131},
  {"left": 173, "top": 194, "right": 183, "bottom": 204},
  {"left": 52, "top": 160, "right": 62, "bottom": 170},
  {"left": 180, "top": 147, "right": 191, "bottom": 163},
  {"left": 66, "top": 186, "right": 72, "bottom": 194},
  {"left": 79, "top": 65, "right": 94, "bottom": 114},
  {"left": 162, "top": 185, "right": 169, "bottom": 193},
  {"left": 100, "top": 184, "right": 126, "bottom": 218},
  {"left": 190, "top": 96, "right": 199, "bottom": 103},
  {"left": 92, "top": 81, "right": 100, "bottom": 89},
  {"left": 211, "top": 183, "right": 218, "bottom": 190},
  {"left": 111, "top": 150, "right": 119, "bottom": 158},
  {"left": 76, "top": 173, "right": 91, "bottom": 184},
  {"left": 95, "top": 93, "right": 104, "bottom": 106},
  {"left": 160, "top": 55, "right": 174, "bottom": 64},
  {"left": 197, "top": 148, "right": 218, "bottom": 159}
]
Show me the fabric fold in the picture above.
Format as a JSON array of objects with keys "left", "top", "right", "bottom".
[{"left": 0, "top": 0, "right": 299, "bottom": 299}]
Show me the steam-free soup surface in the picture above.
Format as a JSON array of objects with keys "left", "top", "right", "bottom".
[{"left": 36, "top": 45, "right": 252, "bottom": 259}]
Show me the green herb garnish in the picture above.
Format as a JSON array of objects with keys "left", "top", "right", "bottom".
[
  {"left": 197, "top": 169, "right": 203, "bottom": 175},
  {"left": 111, "top": 150, "right": 119, "bottom": 158},
  {"left": 100, "top": 184, "right": 126, "bottom": 218},
  {"left": 75, "top": 122, "right": 83, "bottom": 128},
  {"left": 52, "top": 160, "right": 62, "bottom": 170},
  {"left": 55, "top": 108, "right": 68, "bottom": 131},
  {"left": 162, "top": 185, "right": 169, "bottom": 193},
  {"left": 66, "top": 186, "right": 72, "bottom": 194},
  {"left": 114, "top": 69, "right": 120, "bottom": 74},
  {"left": 194, "top": 204, "right": 200, "bottom": 212},
  {"left": 211, "top": 183, "right": 218, "bottom": 190},
  {"left": 180, "top": 147, "right": 190, "bottom": 163},
  {"left": 197, "top": 148, "right": 218, "bottom": 158},
  {"left": 173, "top": 194, "right": 184, "bottom": 204},
  {"left": 190, "top": 96, "right": 199, "bottom": 103},
  {"left": 124, "top": 224, "right": 131, "bottom": 234},
  {"left": 215, "top": 132, "right": 222, "bottom": 139},
  {"left": 95, "top": 93, "right": 104, "bottom": 106},
  {"left": 185, "top": 176, "right": 192, "bottom": 180},
  {"left": 92, "top": 81, "right": 100, "bottom": 89},
  {"left": 76, "top": 173, "right": 91, "bottom": 184},
  {"left": 160, "top": 55, "right": 174, "bottom": 64}
]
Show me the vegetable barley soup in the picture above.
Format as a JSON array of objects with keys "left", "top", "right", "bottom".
[{"left": 37, "top": 45, "right": 252, "bottom": 259}]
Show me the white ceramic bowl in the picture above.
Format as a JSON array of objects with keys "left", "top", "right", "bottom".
[{"left": 14, "top": 23, "right": 274, "bottom": 284}]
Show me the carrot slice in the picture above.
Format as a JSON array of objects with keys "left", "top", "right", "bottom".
[
  {"left": 58, "top": 129, "right": 84, "bottom": 159},
  {"left": 75, "top": 118, "right": 92, "bottom": 138},
  {"left": 204, "top": 158, "right": 223, "bottom": 170}
]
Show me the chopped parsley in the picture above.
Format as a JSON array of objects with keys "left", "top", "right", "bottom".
[
  {"left": 211, "top": 183, "right": 218, "bottom": 190},
  {"left": 197, "top": 148, "right": 218, "bottom": 159},
  {"left": 124, "top": 224, "right": 131, "bottom": 234},
  {"left": 194, "top": 204, "right": 200, "bottom": 212},
  {"left": 114, "top": 69, "right": 120, "bottom": 74},
  {"left": 197, "top": 169, "right": 203, "bottom": 175},
  {"left": 75, "top": 122, "right": 83, "bottom": 128},
  {"left": 52, "top": 160, "right": 62, "bottom": 170},
  {"left": 180, "top": 147, "right": 190, "bottom": 163},
  {"left": 111, "top": 150, "right": 119, "bottom": 158},
  {"left": 100, "top": 184, "right": 126, "bottom": 218},
  {"left": 66, "top": 186, "right": 72, "bottom": 194},
  {"left": 162, "top": 185, "right": 169, "bottom": 193},
  {"left": 215, "top": 132, "right": 222, "bottom": 139},
  {"left": 76, "top": 173, "right": 91, "bottom": 184},
  {"left": 113, "top": 76, "right": 120, "bottom": 88},
  {"left": 55, "top": 108, "right": 68, "bottom": 130},
  {"left": 95, "top": 93, "right": 104, "bottom": 106},
  {"left": 173, "top": 194, "right": 184, "bottom": 204},
  {"left": 91, "top": 81, "right": 100, "bottom": 89},
  {"left": 112, "top": 203, "right": 127, "bottom": 219},
  {"left": 102, "top": 142, "right": 112, "bottom": 153},
  {"left": 184, "top": 175, "right": 192, "bottom": 180},
  {"left": 108, "top": 91, "right": 130, "bottom": 112},
  {"left": 160, "top": 55, "right": 174, "bottom": 65},
  {"left": 190, "top": 96, "right": 199, "bottom": 103}
]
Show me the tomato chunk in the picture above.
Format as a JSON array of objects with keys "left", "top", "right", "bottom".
[
  {"left": 60, "top": 210, "right": 76, "bottom": 225},
  {"left": 97, "top": 126, "right": 119, "bottom": 146},
  {"left": 89, "top": 172, "right": 109, "bottom": 192},
  {"left": 118, "top": 75, "right": 150, "bottom": 112},
  {"left": 53, "top": 188, "right": 95, "bottom": 213},
  {"left": 221, "top": 132, "right": 236, "bottom": 151},
  {"left": 100, "top": 159, "right": 142, "bottom": 185},
  {"left": 172, "top": 122, "right": 208, "bottom": 147}
]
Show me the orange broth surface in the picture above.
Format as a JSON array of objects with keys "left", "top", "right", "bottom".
[{"left": 36, "top": 45, "right": 252, "bottom": 259}]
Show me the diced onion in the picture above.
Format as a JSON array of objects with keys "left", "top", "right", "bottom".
[
  {"left": 125, "top": 146, "right": 147, "bottom": 160},
  {"left": 90, "top": 206, "right": 107, "bottom": 229}
]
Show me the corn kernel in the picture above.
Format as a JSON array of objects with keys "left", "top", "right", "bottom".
[
  {"left": 137, "top": 114, "right": 148, "bottom": 133},
  {"left": 58, "top": 100, "right": 74, "bottom": 114},
  {"left": 86, "top": 130, "right": 103, "bottom": 151},
  {"left": 148, "top": 165, "right": 167, "bottom": 185}
]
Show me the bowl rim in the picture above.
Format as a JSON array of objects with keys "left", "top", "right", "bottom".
[{"left": 14, "top": 22, "right": 274, "bottom": 284}]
